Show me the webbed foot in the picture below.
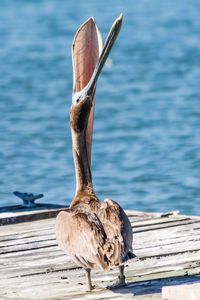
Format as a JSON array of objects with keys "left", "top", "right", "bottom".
[
  {"left": 106, "top": 276, "right": 126, "bottom": 290},
  {"left": 106, "top": 265, "right": 126, "bottom": 289}
]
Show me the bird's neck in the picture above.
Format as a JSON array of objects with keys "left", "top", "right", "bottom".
[{"left": 71, "top": 128, "right": 93, "bottom": 195}]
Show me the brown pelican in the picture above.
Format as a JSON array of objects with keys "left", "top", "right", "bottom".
[{"left": 56, "top": 14, "right": 135, "bottom": 291}]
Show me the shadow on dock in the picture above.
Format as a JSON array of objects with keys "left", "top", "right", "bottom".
[{"left": 111, "top": 275, "right": 200, "bottom": 297}]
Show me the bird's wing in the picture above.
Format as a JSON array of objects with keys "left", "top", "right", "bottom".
[
  {"left": 55, "top": 209, "right": 109, "bottom": 271},
  {"left": 98, "top": 199, "right": 133, "bottom": 266}
]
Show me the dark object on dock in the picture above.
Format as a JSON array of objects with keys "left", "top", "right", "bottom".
[
  {"left": 13, "top": 191, "right": 44, "bottom": 207},
  {"left": 0, "top": 193, "right": 67, "bottom": 225},
  {"left": 0, "top": 192, "right": 68, "bottom": 225}
]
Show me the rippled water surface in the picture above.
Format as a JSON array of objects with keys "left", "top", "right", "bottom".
[{"left": 1, "top": 0, "right": 200, "bottom": 215}]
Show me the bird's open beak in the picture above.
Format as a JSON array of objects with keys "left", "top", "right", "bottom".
[{"left": 72, "top": 14, "right": 123, "bottom": 99}]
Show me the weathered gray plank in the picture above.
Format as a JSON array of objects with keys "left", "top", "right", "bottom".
[
  {"left": 0, "top": 205, "right": 68, "bottom": 225},
  {"left": 162, "top": 283, "right": 200, "bottom": 300},
  {"left": 133, "top": 219, "right": 200, "bottom": 233},
  {"left": 131, "top": 216, "right": 190, "bottom": 227}
]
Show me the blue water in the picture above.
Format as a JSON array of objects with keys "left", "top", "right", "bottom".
[{"left": 1, "top": 0, "right": 200, "bottom": 215}]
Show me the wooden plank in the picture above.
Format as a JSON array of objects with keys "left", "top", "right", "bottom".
[
  {"left": 162, "top": 283, "right": 200, "bottom": 300},
  {"left": 131, "top": 216, "right": 190, "bottom": 227},
  {"left": 0, "top": 219, "right": 55, "bottom": 236},
  {"left": 0, "top": 233, "right": 55, "bottom": 247},
  {"left": 134, "top": 219, "right": 200, "bottom": 233},
  {"left": 0, "top": 205, "right": 68, "bottom": 225}
]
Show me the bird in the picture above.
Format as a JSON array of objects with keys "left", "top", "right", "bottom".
[{"left": 56, "top": 14, "right": 135, "bottom": 291}]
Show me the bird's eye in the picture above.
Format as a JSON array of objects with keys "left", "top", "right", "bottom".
[{"left": 76, "top": 99, "right": 79, "bottom": 103}]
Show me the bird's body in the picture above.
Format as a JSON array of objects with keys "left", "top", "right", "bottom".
[
  {"left": 56, "top": 193, "right": 133, "bottom": 272},
  {"left": 56, "top": 15, "right": 135, "bottom": 291}
]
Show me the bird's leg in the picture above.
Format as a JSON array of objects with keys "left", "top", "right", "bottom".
[
  {"left": 107, "top": 265, "right": 126, "bottom": 289},
  {"left": 85, "top": 269, "right": 94, "bottom": 291},
  {"left": 117, "top": 265, "right": 126, "bottom": 285}
]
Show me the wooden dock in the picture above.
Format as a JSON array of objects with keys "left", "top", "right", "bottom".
[{"left": 0, "top": 207, "right": 200, "bottom": 299}]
